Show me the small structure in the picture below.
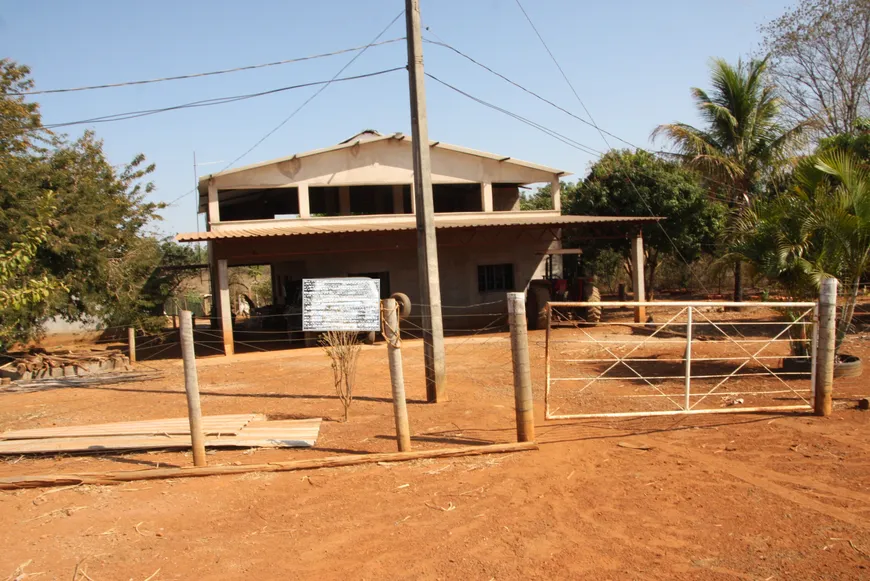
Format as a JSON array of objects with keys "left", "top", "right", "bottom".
[{"left": 176, "top": 130, "right": 657, "bottom": 354}]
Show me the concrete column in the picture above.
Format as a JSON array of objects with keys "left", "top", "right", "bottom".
[
  {"left": 297, "top": 184, "right": 310, "bottom": 218},
  {"left": 392, "top": 185, "right": 405, "bottom": 213},
  {"left": 551, "top": 176, "right": 562, "bottom": 213},
  {"left": 339, "top": 186, "right": 351, "bottom": 215},
  {"left": 631, "top": 231, "right": 646, "bottom": 323},
  {"left": 481, "top": 182, "right": 493, "bottom": 212},
  {"left": 217, "top": 259, "right": 234, "bottom": 356},
  {"left": 207, "top": 180, "right": 219, "bottom": 224}
]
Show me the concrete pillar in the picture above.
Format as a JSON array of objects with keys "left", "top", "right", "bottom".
[
  {"left": 392, "top": 185, "right": 405, "bottom": 213},
  {"left": 217, "top": 259, "right": 234, "bottom": 356},
  {"left": 339, "top": 186, "right": 351, "bottom": 215},
  {"left": 207, "top": 180, "right": 219, "bottom": 224},
  {"left": 551, "top": 176, "right": 562, "bottom": 213},
  {"left": 298, "top": 184, "right": 310, "bottom": 218},
  {"left": 631, "top": 231, "right": 646, "bottom": 323},
  {"left": 481, "top": 182, "right": 493, "bottom": 212}
]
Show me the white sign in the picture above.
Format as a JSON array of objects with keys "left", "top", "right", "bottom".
[{"left": 302, "top": 278, "right": 381, "bottom": 332}]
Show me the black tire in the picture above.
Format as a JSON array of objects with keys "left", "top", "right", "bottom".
[{"left": 391, "top": 292, "right": 412, "bottom": 319}]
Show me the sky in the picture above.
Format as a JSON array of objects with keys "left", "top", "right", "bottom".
[{"left": 1, "top": 0, "right": 795, "bottom": 238}]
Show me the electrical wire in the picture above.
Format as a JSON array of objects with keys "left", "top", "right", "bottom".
[
  {"left": 6, "top": 38, "right": 406, "bottom": 96},
  {"left": 422, "top": 31, "right": 747, "bottom": 199},
  {"left": 218, "top": 9, "right": 406, "bottom": 173},
  {"left": 512, "top": 0, "right": 711, "bottom": 292},
  {"left": 426, "top": 73, "right": 602, "bottom": 157},
  {"left": 423, "top": 38, "right": 634, "bottom": 149},
  {"left": 42, "top": 67, "right": 404, "bottom": 130}
]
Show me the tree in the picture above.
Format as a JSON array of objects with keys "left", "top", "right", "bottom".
[
  {"left": 568, "top": 150, "right": 726, "bottom": 296},
  {"left": 730, "top": 148, "right": 870, "bottom": 352},
  {"left": 0, "top": 195, "right": 67, "bottom": 350},
  {"left": 519, "top": 182, "right": 573, "bottom": 211},
  {"left": 0, "top": 59, "right": 169, "bottom": 346},
  {"left": 653, "top": 57, "right": 808, "bottom": 301},
  {"left": 760, "top": 0, "right": 870, "bottom": 138}
]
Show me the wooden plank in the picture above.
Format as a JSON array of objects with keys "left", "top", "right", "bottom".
[
  {"left": 0, "top": 414, "right": 263, "bottom": 440},
  {"left": 0, "top": 442, "right": 539, "bottom": 489},
  {"left": 0, "top": 418, "right": 322, "bottom": 454}
]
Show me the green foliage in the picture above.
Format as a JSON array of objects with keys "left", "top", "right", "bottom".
[
  {"left": 567, "top": 150, "right": 726, "bottom": 295},
  {"left": 731, "top": 148, "right": 870, "bottom": 350},
  {"left": 0, "top": 59, "right": 178, "bottom": 347},
  {"left": 653, "top": 57, "right": 807, "bottom": 200},
  {"left": 818, "top": 121, "right": 870, "bottom": 161},
  {"left": 0, "top": 194, "right": 67, "bottom": 350},
  {"left": 653, "top": 56, "right": 809, "bottom": 299}
]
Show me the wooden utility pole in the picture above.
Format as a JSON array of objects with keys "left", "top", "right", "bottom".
[
  {"left": 127, "top": 327, "right": 136, "bottom": 365},
  {"left": 383, "top": 298, "right": 412, "bottom": 451},
  {"left": 179, "top": 310, "right": 207, "bottom": 466},
  {"left": 507, "top": 292, "right": 535, "bottom": 442},
  {"left": 405, "top": 0, "right": 446, "bottom": 403},
  {"left": 814, "top": 277, "right": 837, "bottom": 417}
]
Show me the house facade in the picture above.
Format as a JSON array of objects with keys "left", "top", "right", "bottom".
[{"left": 176, "top": 130, "right": 655, "bottom": 354}]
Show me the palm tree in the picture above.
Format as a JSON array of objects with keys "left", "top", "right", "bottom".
[
  {"left": 653, "top": 56, "right": 809, "bottom": 301},
  {"left": 729, "top": 149, "right": 870, "bottom": 352},
  {"left": 811, "top": 150, "right": 870, "bottom": 348}
]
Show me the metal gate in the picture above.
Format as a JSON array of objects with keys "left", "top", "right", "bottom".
[{"left": 544, "top": 300, "right": 818, "bottom": 419}]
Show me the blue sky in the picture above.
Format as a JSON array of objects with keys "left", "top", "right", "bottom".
[{"left": 1, "top": 0, "right": 794, "bottom": 237}]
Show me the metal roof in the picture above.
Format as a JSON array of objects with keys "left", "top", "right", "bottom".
[{"left": 176, "top": 215, "right": 660, "bottom": 243}]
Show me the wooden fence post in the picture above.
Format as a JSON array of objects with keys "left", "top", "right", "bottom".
[
  {"left": 814, "top": 277, "right": 838, "bottom": 417},
  {"left": 382, "top": 298, "right": 411, "bottom": 452},
  {"left": 508, "top": 292, "right": 535, "bottom": 442},
  {"left": 127, "top": 327, "right": 136, "bottom": 365},
  {"left": 179, "top": 310, "right": 207, "bottom": 466}
]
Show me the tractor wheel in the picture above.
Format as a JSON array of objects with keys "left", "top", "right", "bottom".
[
  {"left": 390, "top": 292, "right": 412, "bottom": 319},
  {"left": 586, "top": 286, "right": 602, "bottom": 323}
]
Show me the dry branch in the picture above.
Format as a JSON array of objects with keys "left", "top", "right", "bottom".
[{"left": 0, "top": 442, "right": 538, "bottom": 490}]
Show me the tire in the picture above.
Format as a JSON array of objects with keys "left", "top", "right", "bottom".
[
  {"left": 391, "top": 292, "right": 412, "bottom": 319},
  {"left": 531, "top": 285, "right": 552, "bottom": 330},
  {"left": 586, "top": 286, "right": 601, "bottom": 323},
  {"left": 835, "top": 354, "right": 863, "bottom": 379}
]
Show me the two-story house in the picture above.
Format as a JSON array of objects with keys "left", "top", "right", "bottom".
[{"left": 176, "top": 130, "right": 655, "bottom": 355}]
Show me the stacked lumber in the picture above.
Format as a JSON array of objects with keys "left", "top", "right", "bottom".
[
  {"left": 0, "top": 414, "right": 322, "bottom": 454},
  {"left": 0, "top": 347, "right": 130, "bottom": 382}
]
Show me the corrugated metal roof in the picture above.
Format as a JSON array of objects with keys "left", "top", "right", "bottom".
[{"left": 176, "top": 214, "right": 661, "bottom": 243}]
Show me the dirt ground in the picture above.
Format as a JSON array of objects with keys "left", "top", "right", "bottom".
[{"left": 1, "top": 319, "right": 870, "bottom": 580}]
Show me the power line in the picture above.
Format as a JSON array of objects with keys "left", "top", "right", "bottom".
[
  {"left": 42, "top": 67, "right": 404, "bottom": 130},
  {"left": 513, "top": 0, "right": 712, "bottom": 293},
  {"left": 426, "top": 73, "right": 602, "bottom": 157},
  {"left": 424, "top": 31, "right": 747, "bottom": 199},
  {"left": 218, "top": 9, "right": 405, "bottom": 173},
  {"left": 169, "top": 9, "right": 406, "bottom": 209},
  {"left": 423, "top": 39, "right": 635, "bottom": 149},
  {"left": 6, "top": 38, "right": 406, "bottom": 96}
]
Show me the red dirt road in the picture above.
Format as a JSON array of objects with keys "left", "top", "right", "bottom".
[{"left": 1, "top": 329, "right": 869, "bottom": 580}]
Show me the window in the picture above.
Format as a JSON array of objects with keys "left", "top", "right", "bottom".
[{"left": 478, "top": 264, "right": 514, "bottom": 293}]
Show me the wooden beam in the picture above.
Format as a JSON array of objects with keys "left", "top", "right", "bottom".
[
  {"left": 207, "top": 180, "right": 219, "bottom": 224},
  {"left": 481, "top": 182, "right": 493, "bottom": 212},
  {"left": 217, "top": 259, "right": 234, "bottom": 356},
  {"left": 631, "top": 232, "right": 646, "bottom": 323},
  {"left": 298, "top": 184, "right": 311, "bottom": 218},
  {"left": 0, "top": 442, "right": 538, "bottom": 490}
]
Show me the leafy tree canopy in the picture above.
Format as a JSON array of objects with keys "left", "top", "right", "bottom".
[
  {"left": 0, "top": 59, "right": 196, "bottom": 348},
  {"left": 567, "top": 150, "right": 726, "bottom": 295}
]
